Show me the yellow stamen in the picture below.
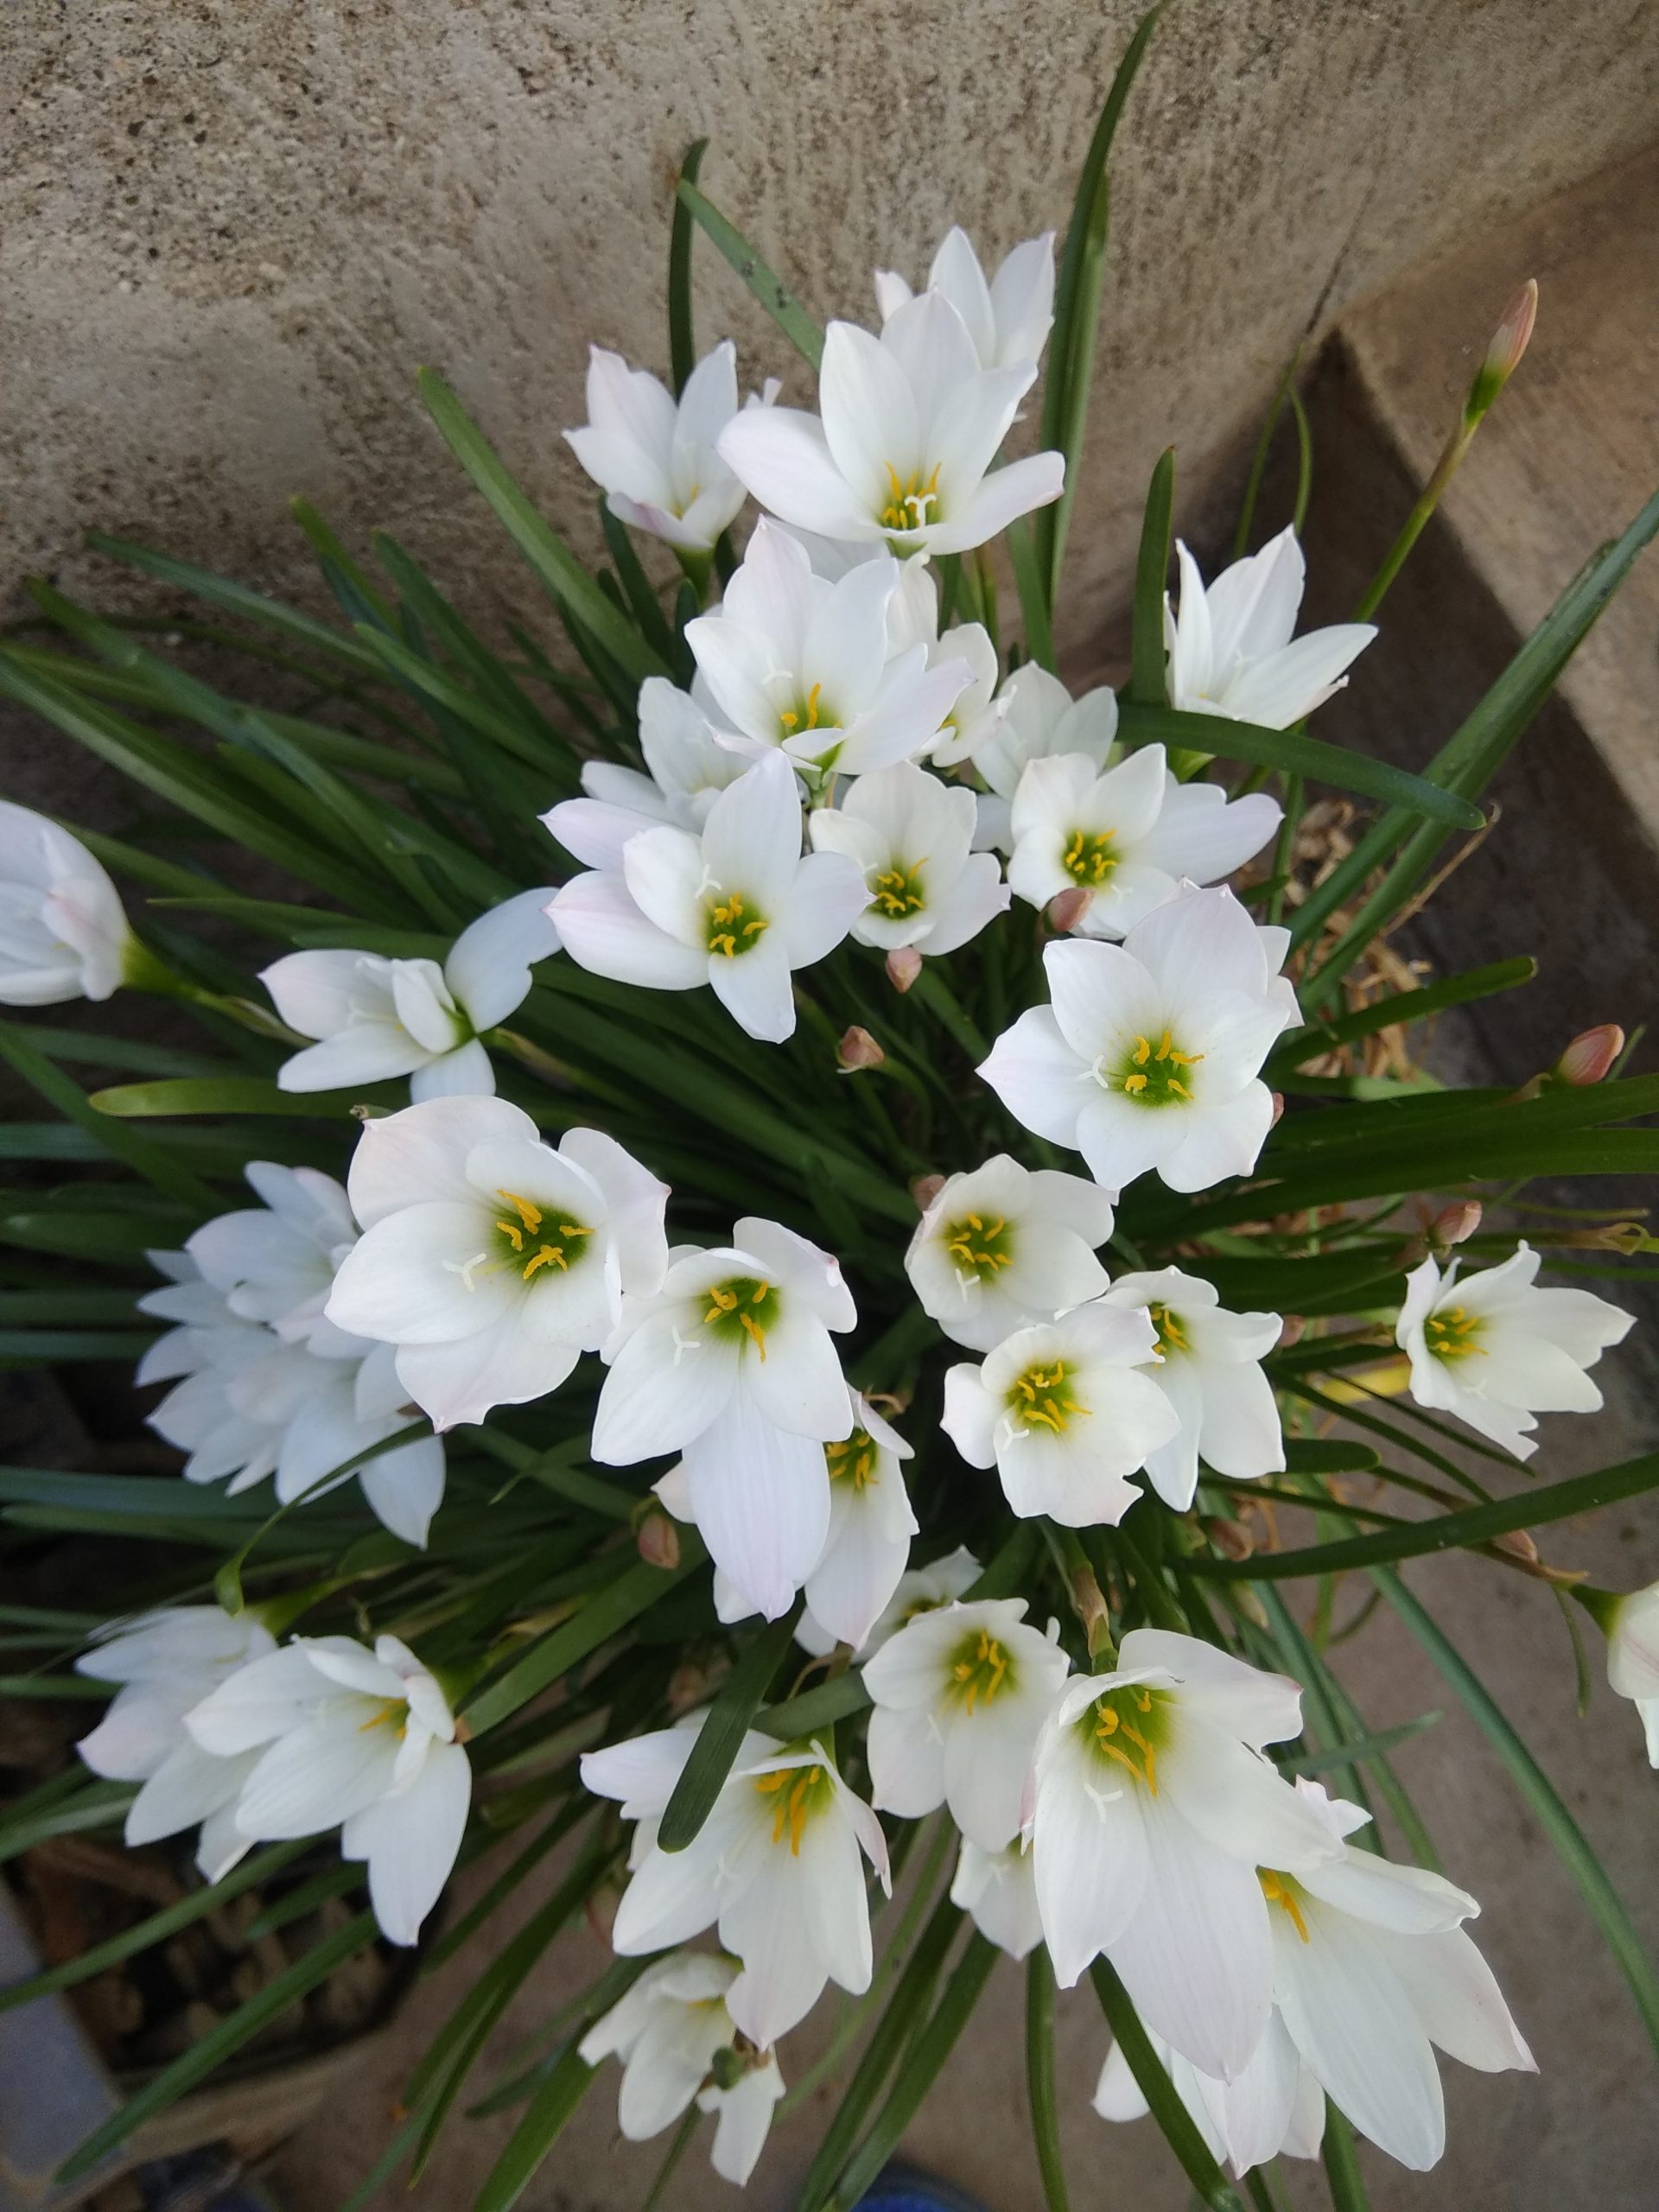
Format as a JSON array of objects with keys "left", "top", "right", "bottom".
[
  {"left": 753, "top": 1764, "right": 823, "bottom": 1853},
  {"left": 1260, "top": 1870, "right": 1310, "bottom": 1942}
]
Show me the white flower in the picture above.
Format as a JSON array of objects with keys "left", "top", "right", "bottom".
[
  {"left": 798, "top": 1541, "right": 982, "bottom": 1661},
  {"left": 0, "top": 800, "right": 131, "bottom": 1005},
  {"left": 593, "top": 1216, "right": 857, "bottom": 1621},
  {"left": 1166, "top": 526, "right": 1375, "bottom": 728},
  {"left": 551, "top": 751, "right": 870, "bottom": 1043},
  {"left": 906, "top": 1153, "right": 1116, "bottom": 1353},
  {"left": 968, "top": 662, "right": 1121, "bottom": 853},
  {"left": 882, "top": 563, "right": 1004, "bottom": 767},
  {"left": 75, "top": 1605, "right": 276, "bottom": 1883},
  {"left": 1243, "top": 1781, "right": 1535, "bottom": 2171},
  {"left": 942, "top": 1302, "right": 1179, "bottom": 1526},
  {"left": 175, "top": 1160, "right": 360, "bottom": 1352},
  {"left": 1100, "top": 1268, "right": 1284, "bottom": 1510},
  {"left": 1029, "top": 1630, "right": 1339, "bottom": 2076},
  {"left": 808, "top": 762, "right": 1008, "bottom": 956},
  {"left": 541, "top": 678, "right": 749, "bottom": 871},
  {"left": 564, "top": 340, "right": 760, "bottom": 553},
  {"left": 578, "top": 1952, "right": 785, "bottom": 2187},
  {"left": 950, "top": 1837, "right": 1046, "bottom": 1960},
  {"left": 979, "top": 887, "right": 1296, "bottom": 1195},
  {"left": 188, "top": 1632, "right": 471, "bottom": 1946},
  {"left": 326, "top": 1095, "right": 669, "bottom": 1433},
  {"left": 1008, "top": 744, "right": 1281, "bottom": 938},
  {"left": 1605, "top": 1580, "right": 1659, "bottom": 1764},
  {"left": 875, "top": 226, "right": 1056, "bottom": 372},
  {"left": 717, "top": 290, "right": 1064, "bottom": 559},
  {"left": 580, "top": 1719, "right": 890, "bottom": 2049},
  {"left": 685, "top": 521, "right": 969, "bottom": 779},
  {"left": 863, "top": 1597, "right": 1069, "bottom": 1852},
  {"left": 1094, "top": 2018, "right": 1326, "bottom": 2179},
  {"left": 1396, "top": 1243, "right": 1634, "bottom": 1461},
  {"left": 262, "top": 889, "right": 561, "bottom": 1100}
]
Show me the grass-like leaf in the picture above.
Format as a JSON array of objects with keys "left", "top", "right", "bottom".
[
  {"left": 1128, "top": 448, "right": 1174, "bottom": 706},
  {"left": 658, "top": 1605, "right": 800, "bottom": 1849},
  {"left": 1026, "top": 1945, "right": 1071, "bottom": 2212},
  {"left": 1088, "top": 1960, "right": 1247, "bottom": 2211},
  {"left": 674, "top": 178, "right": 824, "bottom": 372}
]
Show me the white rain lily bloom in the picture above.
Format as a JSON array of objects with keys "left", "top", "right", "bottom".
[
  {"left": 942, "top": 1303, "right": 1179, "bottom": 1527},
  {"left": 875, "top": 226, "right": 1056, "bottom": 373},
  {"left": 188, "top": 1632, "right": 471, "bottom": 1946},
  {"left": 0, "top": 800, "right": 132, "bottom": 1005},
  {"left": 1008, "top": 745, "right": 1281, "bottom": 939},
  {"left": 1396, "top": 1242, "right": 1633, "bottom": 1461},
  {"left": 809, "top": 762, "right": 1009, "bottom": 956},
  {"left": 262, "top": 889, "right": 561, "bottom": 1101},
  {"left": 718, "top": 290, "right": 1064, "bottom": 560},
  {"left": 863, "top": 1597, "right": 1069, "bottom": 1852},
  {"left": 1249, "top": 1781, "right": 1535, "bottom": 2171},
  {"left": 580, "top": 1720, "right": 890, "bottom": 2050},
  {"left": 1101, "top": 1267, "right": 1284, "bottom": 1510},
  {"left": 564, "top": 340, "right": 760, "bottom": 553},
  {"left": 76, "top": 1605, "right": 276, "bottom": 1883},
  {"left": 1166, "top": 526, "right": 1375, "bottom": 728},
  {"left": 541, "top": 677, "right": 749, "bottom": 871},
  {"left": 798, "top": 1541, "right": 982, "bottom": 1661},
  {"left": 177, "top": 1160, "right": 360, "bottom": 1353},
  {"left": 906, "top": 1153, "right": 1116, "bottom": 1353},
  {"left": 1604, "top": 1580, "right": 1659, "bottom": 1764},
  {"left": 1094, "top": 2018, "right": 1326, "bottom": 2179},
  {"left": 551, "top": 751, "right": 869, "bottom": 1043},
  {"left": 685, "top": 521, "right": 970, "bottom": 779},
  {"left": 326, "top": 1095, "right": 669, "bottom": 1434},
  {"left": 951, "top": 1837, "right": 1046, "bottom": 1960},
  {"left": 578, "top": 1952, "right": 785, "bottom": 2186},
  {"left": 979, "top": 887, "right": 1297, "bottom": 1195},
  {"left": 969, "top": 663, "right": 1122, "bottom": 853},
  {"left": 881, "top": 563, "right": 1005, "bottom": 768},
  {"left": 1029, "top": 1630, "right": 1339, "bottom": 2076},
  {"left": 594, "top": 1217, "right": 857, "bottom": 1621}
]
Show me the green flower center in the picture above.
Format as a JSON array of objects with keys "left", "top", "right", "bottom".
[
  {"left": 1079, "top": 1682, "right": 1170, "bottom": 1792},
  {"left": 947, "top": 1626, "right": 1013, "bottom": 1714},
  {"left": 872, "top": 861, "right": 927, "bottom": 918},
  {"left": 1108, "top": 1028, "right": 1205, "bottom": 1107},
  {"left": 944, "top": 1211, "right": 1014, "bottom": 1283},
  {"left": 704, "top": 891, "right": 769, "bottom": 959},
  {"left": 753, "top": 1757, "right": 834, "bottom": 1853},
  {"left": 826, "top": 1427, "right": 879, "bottom": 1489},
  {"left": 491, "top": 1191, "right": 593, "bottom": 1283},
  {"left": 702, "top": 1274, "right": 781, "bottom": 1356},
  {"left": 779, "top": 681, "right": 831, "bottom": 742},
  {"left": 1147, "top": 1301, "right": 1190, "bottom": 1356},
  {"left": 1425, "top": 1304, "right": 1484, "bottom": 1361},
  {"left": 878, "top": 462, "right": 942, "bottom": 537},
  {"left": 1005, "top": 1357, "right": 1086, "bottom": 1435},
  {"left": 1063, "top": 828, "right": 1116, "bottom": 887}
]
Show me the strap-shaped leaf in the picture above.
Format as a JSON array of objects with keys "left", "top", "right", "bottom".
[
  {"left": 674, "top": 178, "right": 824, "bottom": 372},
  {"left": 1128, "top": 448, "right": 1174, "bottom": 705},
  {"left": 1089, "top": 1960, "right": 1248, "bottom": 2211},
  {"left": 659, "top": 1604, "right": 801, "bottom": 1848}
]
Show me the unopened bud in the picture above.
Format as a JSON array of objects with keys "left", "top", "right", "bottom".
[
  {"left": 636, "top": 1509, "right": 681, "bottom": 1570},
  {"left": 1470, "top": 278, "right": 1538, "bottom": 416},
  {"left": 885, "top": 947, "right": 923, "bottom": 993},
  {"left": 1205, "top": 1516, "right": 1256, "bottom": 1562},
  {"left": 911, "top": 1173, "right": 947, "bottom": 1213},
  {"left": 1069, "top": 1564, "right": 1115, "bottom": 1659},
  {"left": 1047, "top": 887, "right": 1092, "bottom": 933},
  {"left": 1492, "top": 1528, "right": 1540, "bottom": 1566},
  {"left": 1269, "top": 1091, "right": 1285, "bottom": 1127},
  {"left": 837, "top": 1024, "right": 886, "bottom": 1072},
  {"left": 1431, "top": 1199, "right": 1483, "bottom": 1249},
  {"left": 1276, "top": 1314, "right": 1305, "bottom": 1350},
  {"left": 709, "top": 2044, "right": 747, "bottom": 2092},
  {"left": 1554, "top": 1024, "right": 1624, "bottom": 1087}
]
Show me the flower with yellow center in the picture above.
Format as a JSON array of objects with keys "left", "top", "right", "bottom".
[
  {"left": 906, "top": 1154, "right": 1116, "bottom": 1353},
  {"left": 1102, "top": 1265, "right": 1284, "bottom": 1510},
  {"left": 810, "top": 760, "right": 1008, "bottom": 959}
]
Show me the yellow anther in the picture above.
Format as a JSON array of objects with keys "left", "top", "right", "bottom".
[
  {"left": 522, "top": 1245, "right": 566, "bottom": 1279},
  {"left": 1123, "top": 1071, "right": 1148, "bottom": 1095},
  {"left": 1133, "top": 1037, "right": 1152, "bottom": 1066},
  {"left": 754, "top": 1764, "right": 823, "bottom": 1854},
  {"left": 497, "top": 1191, "right": 543, "bottom": 1232},
  {"left": 1261, "top": 1870, "right": 1310, "bottom": 1942},
  {"left": 827, "top": 1429, "right": 878, "bottom": 1488}
]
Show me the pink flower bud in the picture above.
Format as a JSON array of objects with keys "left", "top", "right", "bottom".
[
  {"left": 1269, "top": 1091, "right": 1285, "bottom": 1127},
  {"left": 1484, "top": 279, "right": 1539, "bottom": 384},
  {"left": 1047, "top": 887, "right": 1092, "bottom": 932},
  {"left": 837, "top": 1024, "right": 886, "bottom": 1071},
  {"left": 1431, "top": 1199, "right": 1483, "bottom": 1249},
  {"left": 911, "top": 1173, "right": 947, "bottom": 1213},
  {"left": 1555, "top": 1024, "right": 1624, "bottom": 1087},
  {"left": 1276, "top": 1314, "right": 1305, "bottom": 1351},
  {"left": 635, "top": 1509, "right": 681, "bottom": 1571},
  {"left": 886, "top": 947, "right": 923, "bottom": 993}
]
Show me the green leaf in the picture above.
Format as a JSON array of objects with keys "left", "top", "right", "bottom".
[
  {"left": 1026, "top": 1946, "right": 1071, "bottom": 2212},
  {"left": 1281, "top": 1438, "right": 1382, "bottom": 1476},
  {"left": 0, "top": 1023, "right": 219, "bottom": 1213},
  {"left": 417, "top": 369, "right": 670, "bottom": 685},
  {"left": 754, "top": 1669, "right": 872, "bottom": 1743},
  {"left": 669, "top": 138, "right": 710, "bottom": 391},
  {"left": 1320, "top": 2100, "right": 1374, "bottom": 2210},
  {"left": 0, "top": 1779, "right": 136, "bottom": 1865},
  {"left": 1271, "top": 957, "right": 1537, "bottom": 1068},
  {"left": 85, "top": 531, "right": 382, "bottom": 675},
  {"left": 1006, "top": 514, "right": 1058, "bottom": 672},
  {"left": 1232, "top": 351, "right": 1303, "bottom": 560},
  {"left": 599, "top": 500, "right": 682, "bottom": 670},
  {"left": 474, "top": 2044, "right": 597, "bottom": 2212},
  {"left": 658, "top": 1605, "right": 800, "bottom": 1849},
  {"left": 674, "top": 179, "right": 825, "bottom": 372},
  {"left": 1088, "top": 1961, "right": 1247, "bottom": 2211},
  {"left": 1115, "top": 701, "right": 1482, "bottom": 829},
  {"left": 1128, "top": 448, "right": 1174, "bottom": 705},
  {"left": 91, "top": 1075, "right": 393, "bottom": 1119}
]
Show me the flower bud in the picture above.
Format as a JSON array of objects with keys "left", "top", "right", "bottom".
[
  {"left": 1430, "top": 1199, "right": 1482, "bottom": 1249},
  {"left": 635, "top": 1509, "right": 681, "bottom": 1570},
  {"left": 837, "top": 1024, "right": 886, "bottom": 1072},
  {"left": 1554, "top": 1024, "right": 1624, "bottom": 1087},
  {"left": 910, "top": 1173, "right": 946, "bottom": 1213},
  {"left": 1491, "top": 1528, "right": 1540, "bottom": 1566},
  {"left": 885, "top": 947, "right": 922, "bottom": 993},
  {"left": 1276, "top": 1313, "right": 1305, "bottom": 1350},
  {"left": 1269, "top": 1091, "right": 1285, "bottom": 1127},
  {"left": 1047, "top": 887, "right": 1092, "bottom": 933},
  {"left": 1469, "top": 278, "right": 1538, "bottom": 417},
  {"left": 1204, "top": 1516, "right": 1256, "bottom": 1562}
]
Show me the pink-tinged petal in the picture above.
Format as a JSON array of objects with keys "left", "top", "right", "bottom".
[{"left": 550, "top": 869, "right": 709, "bottom": 991}]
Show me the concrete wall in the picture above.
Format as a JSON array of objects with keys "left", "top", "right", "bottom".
[{"left": 4, "top": 0, "right": 1659, "bottom": 684}]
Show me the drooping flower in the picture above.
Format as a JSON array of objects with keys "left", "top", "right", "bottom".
[
  {"left": 1101, "top": 1266, "right": 1284, "bottom": 1510},
  {"left": 941, "top": 1302, "right": 1179, "bottom": 1526},
  {"left": 1395, "top": 1243, "right": 1634, "bottom": 1460},
  {"left": 326, "top": 1095, "right": 669, "bottom": 1433},
  {"left": 75, "top": 1605, "right": 276, "bottom": 1882},
  {"left": 563, "top": 340, "right": 761, "bottom": 553},
  {"left": 808, "top": 761, "right": 1009, "bottom": 956},
  {"left": 951, "top": 1837, "right": 1046, "bottom": 1960},
  {"left": 1602, "top": 1580, "right": 1659, "bottom": 1764},
  {"left": 979, "top": 887, "right": 1297, "bottom": 1194},
  {"left": 874, "top": 226, "right": 1056, "bottom": 372},
  {"left": 1093, "top": 2017, "right": 1326, "bottom": 2179},
  {"left": 0, "top": 800, "right": 132, "bottom": 1005},
  {"left": 592, "top": 1216, "right": 857, "bottom": 1620},
  {"left": 863, "top": 1596, "right": 1069, "bottom": 1852},
  {"left": 967, "top": 662, "right": 1121, "bottom": 852},
  {"left": 905, "top": 1154, "right": 1116, "bottom": 1353},
  {"left": 581, "top": 1720, "right": 890, "bottom": 2050},
  {"left": 1029, "top": 1630, "right": 1339, "bottom": 2077},
  {"left": 797, "top": 1541, "right": 982, "bottom": 1661},
  {"left": 187, "top": 1632, "right": 471, "bottom": 1946},
  {"left": 262, "top": 889, "right": 561, "bottom": 1100},
  {"left": 685, "top": 520, "right": 970, "bottom": 779},
  {"left": 541, "top": 677, "right": 749, "bottom": 871},
  {"left": 717, "top": 290, "right": 1064, "bottom": 560},
  {"left": 1007, "top": 745, "right": 1281, "bottom": 938},
  {"left": 1165, "top": 526, "right": 1376, "bottom": 728},
  {"left": 577, "top": 1952, "right": 785, "bottom": 2187},
  {"left": 550, "top": 750, "right": 871, "bottom": 1042}
]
